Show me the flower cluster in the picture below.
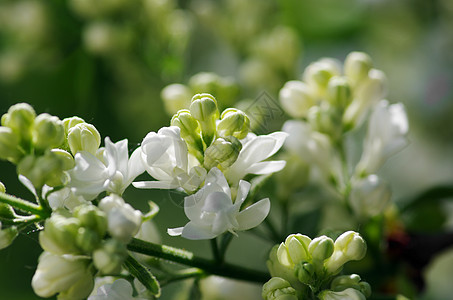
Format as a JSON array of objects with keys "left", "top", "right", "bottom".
[{"left": 263, "top": 231, "right": 370, "bottom": 300}]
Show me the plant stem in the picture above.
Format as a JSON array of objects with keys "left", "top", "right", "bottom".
[
  {"left": 219, "top": 233, "right": 233, "bottom": 263},
  {"left": 263, "top": 217, "right": 282, "bottom": 243},
  {"left": 158, "top": 268, "right": 205, "bottom": 286},
  {"left": 210, "top": 238, "right": 221, "bottom": 263},
  {"left": 127, "top": 238, "right": 270, "bottom": 284},
  {"left": 0, "top": 192, "right": 49, "bottom": 217}
]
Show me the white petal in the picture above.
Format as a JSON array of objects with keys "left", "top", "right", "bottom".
[
  {"left": 245, "top": 160, "right": 286, "bottom": 175},
  {"left": 181, "top": 222, "right": 217, "bottom": 240},
  {"left": 236, "top": 198, "right": 270, "bottom": 231},
  {"left": 205, "top": 168, "right": 230, "bottom": 197},
  {"left": 72, "top": 151, "right": 108, "bottom": 181},
  {"left": 202, "top": 192, "right": 232, "bottom": 212},
  {"left": 127, "top": 147, "right": 145, "bottom": 183},
  {"left": 132, "top": 181, "right": 179, "bottom": 189},
  {"left": 234, "top": 180, "right": 251, "bottom": 208},
  {"left": 19, "top": 175, "right": 37, "bottom": 197},
  {"left": 167, "top": 227, "right": 184, "bottom": 236},
  {"left": 238, "top": 136, "right": 280, "bottom": 167}
]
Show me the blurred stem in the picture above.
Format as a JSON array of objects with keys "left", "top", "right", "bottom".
[
  {"left": 127, "top": 238, "right": 270, "bottom": 283},
  {"left": 158, "top": 268, "right": 205, "bottom": 286},
  {"left": 219, "top": 233, "right": 233, "bottom": 262},
  {"left": 0, "top": 191, "right": 49, "bottom": 217},
  {"left": 263, "top": 217, "right": 282, "bottom": 243},
  {"left": 281, "top": 200, "right": 289, "bottom": 238},
  {"left": 210, "top": 238, "right": 221, "bottom": 263}
]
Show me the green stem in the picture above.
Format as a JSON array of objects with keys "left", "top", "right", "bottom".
[
  {"left": 210, "top": 238, "right": 221, "bottom": 263},
  {"left": 0, "top": 192, "right": 49, "bottom": 217},
  {"left": 158, "top": 268, "right": 204, "bottom": 286},
  {"left": 0, "top": 215, "right": 42, "bottom": 226},
  {"left": 127, "top": 238, "right": 270, "bottom": 284},
  {"left": 263, "top": 217, "right": 282, "bottom": 243},
  {"left": 219, "top": 233, "right": 233, "bottom": 263}
]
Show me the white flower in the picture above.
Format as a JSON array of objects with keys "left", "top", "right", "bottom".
[
  {"left": 168, "top": 168, "right": 270, "bottom": 240},
  {"left": 133, "top": 126, "right": 206, "bottom": 193},
  {"left": 44, "top": 186, "right": 88, "bottom": 211},
  {"left": 99, "top": 194, "right": 142, "bottom": 243},
  {"left": 69, "top": 137, "right": 144, "bottom": 200},
  {"left": 349, "top": 175, "right": 391, "bottom": 218},
  {"left": 31, "top": 252, "right": 94, "bottom": 300},
  {"left": 223, "top": 132, "right": 287, "bottom": 185},
  {"left": 88, "top": 278, "right": 147, "bottom": 300},
  {"left": 356, "top": 100, "right": 409, "bottom": 175}
]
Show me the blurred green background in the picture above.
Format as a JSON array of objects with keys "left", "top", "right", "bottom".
[{"left": 1, "top": 0, "right": 453, "bottom": 299}]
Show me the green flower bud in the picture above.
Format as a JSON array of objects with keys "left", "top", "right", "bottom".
[
  {"left": 326, "top": 76, "right": 352, "bottom": 108},
  {"left": 62, "top": 116, "right": 85, "bottom": 134},
  {"left": 308, "top": 236, "right": 334, "bottom": 262},
  {"left": 359, "top": 282, "right": 372, "bottom": 298},
  {"left": 39, "top": 214, "right": 82, "bottom": 255},
  {"left": 93, "top": 239, "right": 127, "bottom": 275},
  {"left": 0, "top": 126, "right": 21, "bottom": 163},
  {"left": 76, "top": 227, "right": 101, "bottom": 253},
  {"left": 318, "top": 288, "right": 366, "bottom": 300},
  {"left": 189, "top": 93, "right": 219, "bottom": 146},
  {"left": 303, "top": 59, "right": 341, "bottom": 98},
  {"left": 217, "top": 108, "right": 251, "bottom": 139},
  {"left": 67, "top": 123, "right": 101, "bottom": 155},
  {"left": 262, "top": 277, "right": 297, "bottom": 300},
  {"left": 0, "top": 181, "right": 4, "bottom": 193},
  {"left": 294, "top": 262, "right": 315, "bottom": 285},
  {"left": 324, "top": 231, "right": 367, "bottom": 274},
  {"left": 17, "top": 151, "right": 66, "bottom": 188},
  {"left": 277, "top": 234, "right": 311, "bottom": 268},
  {"left": 0, "top": 203, "right": 16, "bottom": 219},
  {"left": 32, "top": 113, "right": 65, "bottom": 150},
  {"left": 1, "top": 103, "right": 36, "bottom": 143},
  {"left": 161, "top": 84, "right": 192, "bottom": 115},
  {"left": 50, "top": 149, "right": 75, "bottom": 170},
  {"left": 73, "top": 205, "right": 107, "bottom": 237},
  {"left": 331, "top": 274, "right": 362, "bottom": 292},
  {"left": 0, "top": 222, "right": 18, "bottom": 250},
  {"left": 344, "top": 52, "right": 373, "bottom": 86},
  {"left": 171, "top": 109, "right": 203, "bottom": 153},
  {"left": 307, "top": 106, "right": 342, "bottom": 141},
  {"left": 203, "top": 136, "right": 242, "bottom": 170},
  {"left": 279, "top": 80, "right": 315, "bottom": 119}
]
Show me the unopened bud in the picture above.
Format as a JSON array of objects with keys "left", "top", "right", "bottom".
[
  {"left": 161, "top": 84, "right": 192, "bottom": 115},
  {"left": 349, "top": 175, "right": 391, "bottom": 218},
  {"left": 39, "top": 214, "right": 81, "bottom": 255},
  {"left": 189, "top": 93, "right": 219, "bottom": 146},
  {"left": 0, "top": 203, "right": 16, "bottom": 219},
  {"left": 217, "top": 108, "right": 250, "bottom": 139},
  {"left": 68, "top": 123, "right": 101, "bottom": 155},
  {"left": 50, "top": 149, "right": 74, "bottom": 170},
  {"left": 1, "top": 103, "right": 36, "bottom": 143},
  {"left": 32, "top": 113, "right": 64, "bottom": 150},
  {"left": 344, "top": 52, "right": 373, "bottom": 86},
  {"left": 171, "top": 109, "right": 203, "bottom": 152},
  {"left": 279, "top": 80, "right": 315, "bottom": 118},
  {"left": 324, "top": 231, "right": 367, "bottom": 274},
  {"left": 277, "top": 234, "right": 311, "bottom": 268},
  {"left": 203, "top": 136, "right": 242, "bottom": 170},
  {"left": 62, "top": 116, "right": 85, "bottom": 133},
  {"left": 307, "top": 106, "right": 342, "bottom": 140},
  {"left": 0, "top": 126, "right": 21, "bottom": 162},
  {"left": 0, "top": 181, "right": 5, "bottom": 193},
  {"left": 318, "top": 288, "right": 367, "bottom": 300},
  {"left": 331, "top": 274, "right": 362, "bottom": 292},
  {"left": 295, "top": 262, "right": 315, "bottom": 284},
  {"left": 76, "top": 227, "right": 101, "bottom": 253},
  {"left": 17, "top": 152, "right": 65, "bottom": 187},
  {"left": 0, "top": 222, "right": 18, "bottom": 250},
  {"left": 73, "top": 205, "right": 107, "bottom": 237},
  {"left": 326, "top": 76, "right": 352, "bottom": 108},
  {"left": 262, "top": 277, "right": 297, "bottom": 300},
  {"left": 308, "top": 236, "right": 334, "bottom": 262},
  {"left": 303, "top": 59, "right": 341, "bottom": 97},
  {"left": 93, "top": 239, "right": 127, "bottom": 275}
]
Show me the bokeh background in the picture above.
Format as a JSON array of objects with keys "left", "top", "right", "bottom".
[{"left": 0, "top": 0, "right": 453, "bottom": 299}]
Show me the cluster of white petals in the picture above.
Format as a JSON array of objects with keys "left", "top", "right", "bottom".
[
  {"left": 70, "top": 138, "right": 144, "bottom": 200},
  {"left": 168, "top": 168, "right": 270, "bottom": 240}
]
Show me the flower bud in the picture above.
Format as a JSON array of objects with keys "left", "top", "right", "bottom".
[
  {"left": 93, "top": 239, "right": 127, "bottom": 275},
  {"left": 32, "top": 251, "right": 94, "bottom": 299},
  {"left": 318, "top": 288, "right": 366, "bottom": 300},
  {"left": 62, "top": 116, "right": 85, "bottom": 133},
  {"left": 171, "top": 109, "right": 203, "bottom": 153},
  {"left": 307, "top": 106, "right": 342, "bottom": 141},
  {"left": 68, "top": 123, "right": 101, "bottom": 155},
  {"left": 203, "top": 136, "right": 242, "bottom": 170},
  {"left": 217, "top": 108, "right": 251, "bottom": 139},
  {"left": 295, "top": 262, "right": 315, "bottom": 284},
  {"left": 262, "top": 277, "right": 298, "bottom": 300},
  {"left": 279, "top": 80, "right": 315, "bottom": 118},
  {"left": 0, "top": 126, "right": 21, "bottom": 162},
  {"left": 1, "top": 103, "right": 36, "bottom": 143},
  {"left": 32, "top": 113, "right": 65, "bottom": 150},
  {"left": 50, "top": 148, "right": 75, "bottom": 170},
  {"left": 326, "top": 76, "right": 352, "bottom": 108},
  {"left": 76, "top": 227, "right": 101, "bottom": 253},
  {"left": 331, "top": 274, "right": 362, "bottom": 292},
  {"left": 277, "top": 234, "right": 311, "bottom": 268},
  {"left": 0, "top": 222, "right": 18, "bottom": 250},
  {"left": 161, "top": 84, "right": 192, "bottom": 115},
  {"left": 0, "top": 181, "right": 4, "bottom": 193},
  {"left": 308, "top": 236, "right": 334, "bottom": 262},
  {"left": 189, "top": 93, "right": 219, "bottom": 146},
  {"left": 73, "top": 205, "right": 107, "bottom": 237},
  {"left": 349, "top": 175, "right": 391, "bottom": 218},
  {"left": 324, "top": 231, "right": 367, "bottom": 274},
  {"left": 39, "top": 214, "right": 81, "bottom": 255},
  {"left": 303, "top": 59, "right": 341, "bottom": 98},
  {"left": 0, "top": 203, "right": 16, "bottom": 219},
  {"left": 17, "top": 152, "right": 66, "bottom": 188},
  {"left": 344, "top": 52, "right": 373, "bottom": 86}
]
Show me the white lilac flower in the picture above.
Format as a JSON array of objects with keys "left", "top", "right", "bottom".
[
  {"left": 31, "top": 252, "right": 94, "bottom": 300},
  {"left": 133, "top": 126, "right": 206, "bottom": 193},
  {"left": 88, "top": 278, "right": 147, "bottom": 300},
  {"left": 356, "top": 100, "right": 409, "bottom": 175},
  {"left": 223, "top": 132, "right": 287, "bottom": 186},
  {"left": 168, "top": 168, "right": 270, "bottom": 240},
  {"left": 69, "top": 137, "right": 144, "bottom": 200}
]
